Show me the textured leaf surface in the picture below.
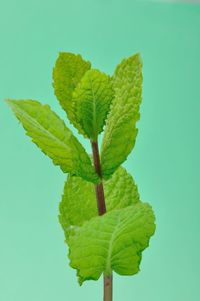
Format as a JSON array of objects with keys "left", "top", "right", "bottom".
[
  {"left": 105, "top": 166, "right": 140, "bottom": 210},
  {"left": 59, "top": 167, "right": 140, "bottom": 240},
  {"left": 68, "top": 203, "right": 155, "bottom": 284},
  {"left": 59, "top": 175, "right": 97, "bottom": 240},
  {"left": 72, "top": 69, "right": 113, "bottom": 140},
  {"left": 6, "top": 99, "right": 98, "bottom": 183},
  {"left": 53, "top": 52, "right": 91, "bottom": 134},
  {"left": 101, "top": 54, "right": 143, "bottom": 179}
]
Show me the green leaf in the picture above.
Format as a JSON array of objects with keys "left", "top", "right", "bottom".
[
  {"left": 68, "top": 203, "right": 155, "bottom": 284},
  {"left": 105, "top": 166, "right": 140, "bottom": 211},
  {"left": 59, "top": 175, "right": 98, "bottom": 240},
  {"left": 101, "top": 54, "right": 143, "bottom": 179},
  {"left": 52, "top": 52, "right": 91, "bottom": 134},
  {"left": 6, "top": 99, "right": 98, "bottom": 183},
  {"left": 72, "top": 69, "right": 114, "bottom": 140},
  {"left": 59, "top": 167, "right": 140, "bottom": 240}
]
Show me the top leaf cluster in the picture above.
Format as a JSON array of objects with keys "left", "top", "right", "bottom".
[
  {"left": 7, "top": 52, "right": 143, "bottom": 182},
  {"left": 53, "top": 52, "right": 143, "bottom": 180}
]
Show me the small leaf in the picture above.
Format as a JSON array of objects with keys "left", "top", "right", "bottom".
[
  {"left": 68, "top": 203, "right": 155, "bottom": 284},
  {"left": 6, "top": 99, "right": 98, "bottom": 183},
  {"left": 53, "top": 52, "right": 91, "bottom": 134},
  {"left": 105, "top": 166, "right": 140, "bottom": 211},
  {"left": 72, "top": 69, "right": 114, "bottom": 140},
  {"left": 101, "top": 54, "right": 143, "bottom": 179},
  {"left": 59, "top": 167, "right": 140, "bottom": 240},
  {"left": 59, "top": 175, "right": 97, "bottom": 240}
]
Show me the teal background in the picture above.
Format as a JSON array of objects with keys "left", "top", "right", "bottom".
[{"left": 0, "top": 1, "right": 200, "bottom": 300}]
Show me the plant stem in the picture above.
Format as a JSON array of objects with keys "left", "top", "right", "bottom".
[
  {"left": 91, "top": 139, "right": 113, "bottom": 301},
  {"left": 104, "top": 274, "right": 113, "bottom": 301},
  {"left": 91, "top": 140, "right": 106, "bottom": 215}
]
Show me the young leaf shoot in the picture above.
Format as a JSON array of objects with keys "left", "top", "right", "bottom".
[{"left": 6, "top": 52, "right": 156, "bottom": 301}]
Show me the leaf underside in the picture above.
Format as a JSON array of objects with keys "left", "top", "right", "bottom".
[
  {"left": 68, "top": 203, "right": 155, "bottom": 285},
  {"left": 6, "top": 99, "right": 98, "bottom": 183}
]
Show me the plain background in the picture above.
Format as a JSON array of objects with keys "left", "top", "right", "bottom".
[{"left": 0, "top": 1, "right": 200, "bottom": 300}]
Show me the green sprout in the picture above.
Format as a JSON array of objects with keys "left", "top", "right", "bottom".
[{"left": 6, "top": 52, "right": 156, "bottom": 301}]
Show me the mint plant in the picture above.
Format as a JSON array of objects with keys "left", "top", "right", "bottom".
[{"left": 6, "top": 52, "right": 156, "bottom": 301}]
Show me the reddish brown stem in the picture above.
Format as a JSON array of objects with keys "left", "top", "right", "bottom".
[
  {"left": 91, "top": 140, "right": 102, "bottom": 177},
  {"left": 91, "top": 140, "right": 106, "bottom": 215}
]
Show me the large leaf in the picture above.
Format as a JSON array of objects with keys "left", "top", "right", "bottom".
[
  {"left": 68, "top": 203, "right": 155, "bottom": 284},
  {"left": 6, "top": 99, "right": 98, "bottom": 183},
  {"left": 52, "top": 52, "right": 91, "bottom": 134},
  {"left": 59, "top": 167, "right": 140, "bottom": 240},
  {"left": 72, "top": 69, "right": 113, "bottom": 140},
  {"left": 101, "top": 54, "right": 143, "bottom": 179}
]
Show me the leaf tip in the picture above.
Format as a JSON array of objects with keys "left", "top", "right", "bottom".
[
  {"left": 5, "top": 98, "right": 12, "bottom": 105},
  {"left": 4, "top": 98, "right": 16, "bottom": 109}
]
